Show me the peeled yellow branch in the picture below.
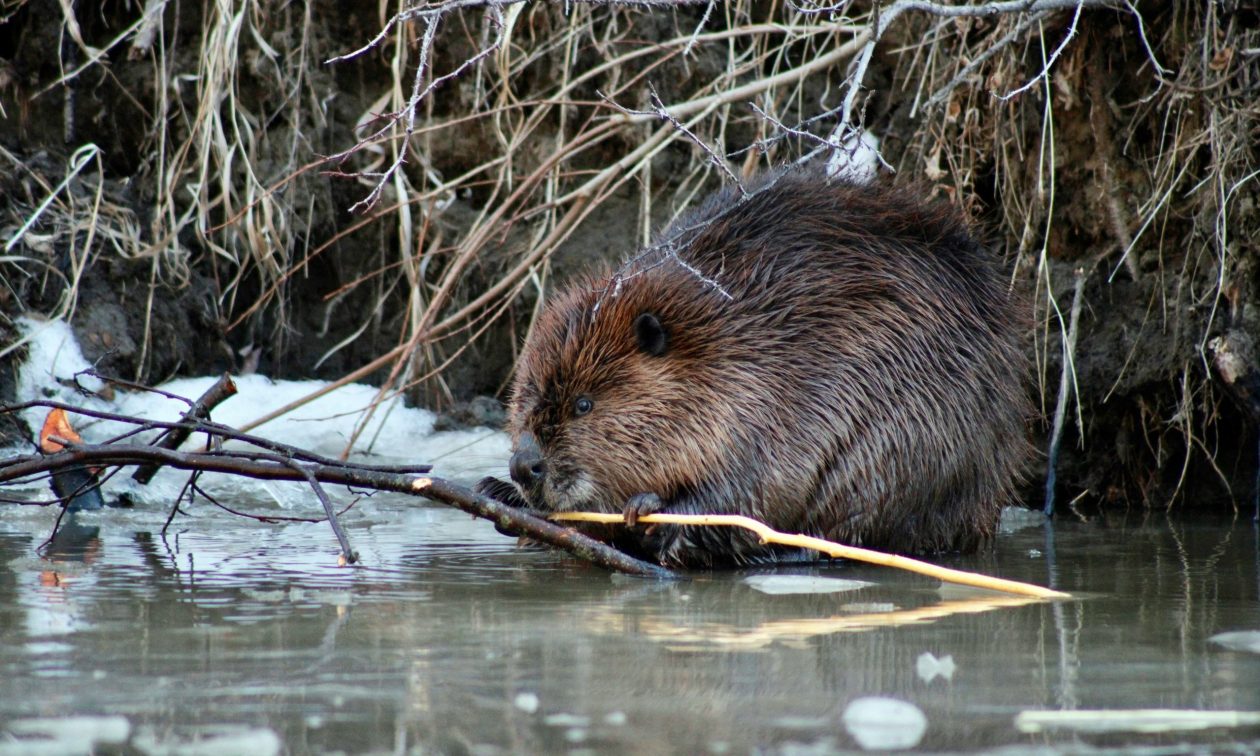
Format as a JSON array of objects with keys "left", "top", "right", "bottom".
[{"left": 551, "top": 512, "right": 1070, "bottom": 600}]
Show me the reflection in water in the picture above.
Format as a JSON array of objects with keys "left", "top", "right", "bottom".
[
  {"left": 582, "top": 588, "right": 1043, "bottom": 652},
  {"left": 0, "top": 502, "right": 1257, "bottom": 753},
  {"left": 44, "top": 516, "right": 102, "bottom": 562}
]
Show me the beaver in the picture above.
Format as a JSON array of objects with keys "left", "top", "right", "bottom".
[{"left": 478, "top": 168, "right": 1030, "bottom": 568}]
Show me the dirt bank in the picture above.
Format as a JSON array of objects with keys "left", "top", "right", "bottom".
[{"left": 2, "top": 2, "right": 1257, "bottom": 511}]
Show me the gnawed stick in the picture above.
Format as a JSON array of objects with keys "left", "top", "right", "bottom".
[
  {"left": 1, "top": 442, "right": 677, "bottom": 579},
  {"left": 551, "top": 512, "right": 1070, "bottom": 599},
  {"left": 412, "top": 477, "right": 678, "bottom": 579},
  {"left": 132, "top": 373, "right": 238, "bottom": 484},
  {"left": 289, "top": 460, "right": 358, "bottom": 566}
]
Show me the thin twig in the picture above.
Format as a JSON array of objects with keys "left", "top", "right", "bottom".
[
  {"left": 604, "top": 84, "right": 745, "bottom": 194},
  {"left": 1044, "top": 266, "right": 1087, "bottom": 517},
  {"left": 289, "top": 460, "right": 358, "bottom": 565},
  {"left": 997, "top": 1, "right": 1085, "bottom": 102}
]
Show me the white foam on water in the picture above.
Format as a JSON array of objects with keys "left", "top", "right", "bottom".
[
  {"left": 915, "top": 651, "right": 956, "bottom": 683},
  {"left": 1209, "top": 630, "right": 1260, "bottom": 654}
]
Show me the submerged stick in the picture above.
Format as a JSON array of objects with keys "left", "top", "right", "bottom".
[{"left": 551, "top": 512, "right": 1070, "bottom": 599}]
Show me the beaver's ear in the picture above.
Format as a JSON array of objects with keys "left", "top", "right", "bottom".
[{"left": 634, "top": 312, "right": 669, "bottom": 357}]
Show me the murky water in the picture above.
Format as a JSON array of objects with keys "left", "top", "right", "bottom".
[{"left": 1, "top": 492, "right": 1258, "bottom": 754}]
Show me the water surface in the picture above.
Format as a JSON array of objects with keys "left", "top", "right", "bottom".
[{"left": 1, "top": 495, "right": 1258, "bottom": 754}]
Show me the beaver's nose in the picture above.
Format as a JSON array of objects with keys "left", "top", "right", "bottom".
[{"left": 509, "top": 432, "right": 546, "bottom": 487}]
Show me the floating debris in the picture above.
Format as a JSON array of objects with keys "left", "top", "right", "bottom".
[
  {"left": 743, "top": 575, "right": 875, "bottom": 595},
  {"left": 842, "top": 697, "right": 928, "bottom": 750},
  {"left": 1015, "top": 709, "right": 1260, "bottom": 734},
  {"left": 1, "top": 715, "right": 130, "bottom": 754},
  {"left": 916, "top": 651, "right": 956, "bottom": 683},
  {"left": 1209, "top": 631, "right": 1260, "bottom": 655}
]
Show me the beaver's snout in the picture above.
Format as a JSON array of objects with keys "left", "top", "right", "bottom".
[{"left": 509, "top": 432, "right": 546, "bottom": 488}]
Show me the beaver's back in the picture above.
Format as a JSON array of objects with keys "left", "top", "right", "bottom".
[{"left": 508, "top": 170, "right": 1029, "bottom": 567}]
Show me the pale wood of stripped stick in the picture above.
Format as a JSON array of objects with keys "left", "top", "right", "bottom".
[{"left": 551, "top": 512, "right": 1070, "bottom": 599}]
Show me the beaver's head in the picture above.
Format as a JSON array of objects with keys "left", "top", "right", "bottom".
[{"left": 506, "top": 272, "right": 738, "bottom": 514}]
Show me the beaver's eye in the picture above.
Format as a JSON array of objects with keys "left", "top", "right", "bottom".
[{"left": 574, "top": 396, "right": 594, "bottom": 416}]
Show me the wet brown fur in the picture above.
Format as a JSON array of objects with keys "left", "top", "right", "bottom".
[{"left": 503, "top": 168, "right": 1031, "bottom": 568}]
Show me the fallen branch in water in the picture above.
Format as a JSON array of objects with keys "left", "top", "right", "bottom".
[
  {"left": 132, "top": 372, "right": 238, "bottom": 484},
  {"left": 552, "top": 512, "right": 1070, "bottom": 599},
  {"left": 0, "top": 400, "right": 677, "bottom": 578}
]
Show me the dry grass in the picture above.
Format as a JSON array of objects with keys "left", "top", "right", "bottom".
[
  {"left": 881, "top": 1, "right": 1258, "bottom": 503},
  {"left": 3, "top": 1, "right": 1257, "bottom": 501}
]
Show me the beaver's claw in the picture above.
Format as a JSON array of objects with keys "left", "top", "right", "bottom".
[{"left": 623, "top": 492, "right": 665, "bottom": 528}]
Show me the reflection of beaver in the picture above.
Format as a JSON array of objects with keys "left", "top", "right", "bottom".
[{"left": 480, "top": 169, "right": 1030, "bottom": 568}]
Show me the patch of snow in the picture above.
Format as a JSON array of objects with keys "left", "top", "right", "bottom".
[
  {"left": 9, "top": 317, "right": 510, "bottom": 509},
  {"left": 1014, "top": 709, "right": 1260, "bottom": 734},
  {"left": 130, "top": 724, "right": 282, "bottom": 756},
  {"left": 513, "top": 692, "right": 540, "bottom": 713},
  {"left": 826, "top": 130, "right": 882, "bottom": 185},
  {"left": 0, "top": 716, "right": 130, "bottom": 755}
]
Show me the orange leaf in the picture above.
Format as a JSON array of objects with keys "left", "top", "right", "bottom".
[{"left": 39, "top": 408, "right": 84, "bottom": 453}]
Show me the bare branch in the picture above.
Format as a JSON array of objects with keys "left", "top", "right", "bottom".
[
  {"left": 923, "top": 11, "right": 1045, "bottom": 109},
  {"left": 603, "top": 85, "right": 745, "bottom": 195},
  {"left": 289, "top": 460, "right": 358, "bottom": 564},
  {"left": 133, "top": 373, "right": 238, "bottom": 484},
  {"left": 2, "top": 439, "right": 678, "bottom": 578},
  {"left": 682, "top": 1, "right": 717, "bottom": 56},
  {"left": 829, "top": 0, "right": 1122, "bottom": 146},
  {"left": 2, "top": 399, "right": 677, "bottom": 578},
  {"left": 997, "top": 1, "right": 1085, "bottom": 102}
]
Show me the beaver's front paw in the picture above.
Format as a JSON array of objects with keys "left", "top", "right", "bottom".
[
  {"left": 475, "top": 476, "right": 527, "bottom": 507},
  {"left": 475, "top": 477, "right": 532, "bottom": 537},
  {"left": 623, "top": 492, "right": 666, "bottom": 528}
]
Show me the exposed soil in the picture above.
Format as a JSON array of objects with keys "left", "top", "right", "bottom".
[{"left": 2, "top": 2, "right": 1258, "bottom": 512}]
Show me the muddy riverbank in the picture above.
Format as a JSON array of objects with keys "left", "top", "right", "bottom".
[{"left": 2, "top": 2, "right": 1258, "bottom": 512}]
